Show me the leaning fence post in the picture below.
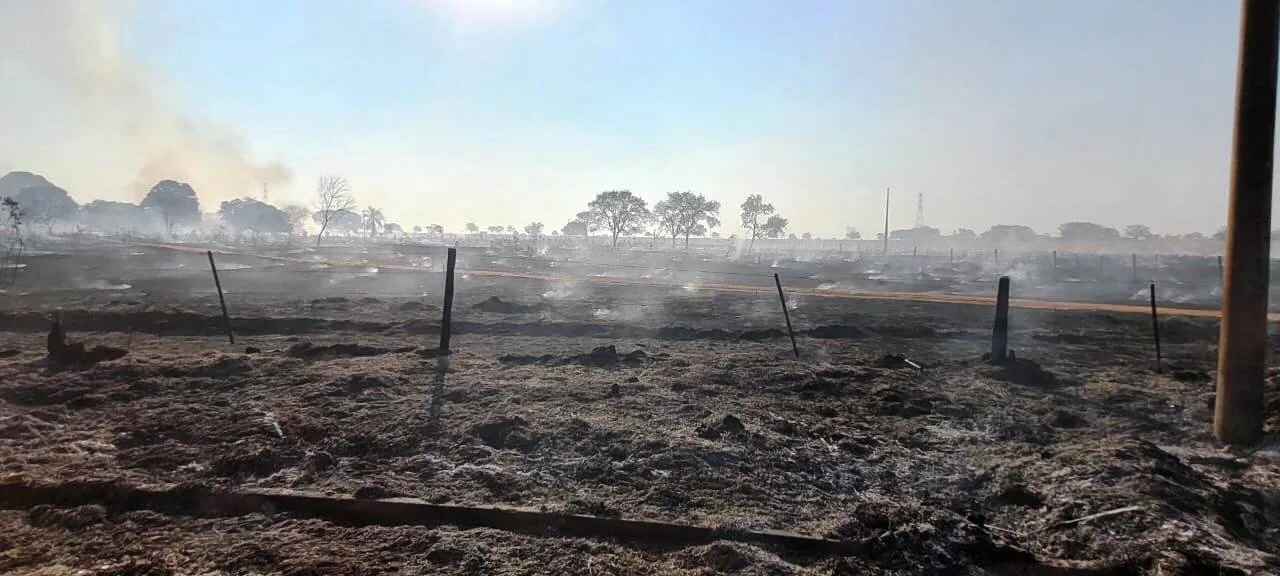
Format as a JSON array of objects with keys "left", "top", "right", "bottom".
[
  {"left": 206, "top": 251, "right": 234, "bottom": 345},
  {"left": 773, "top": 273, "right": 799, "bottom": 358},
  {"left": 991, "top": 276, "right": 1010, "bottom": 363},
  {"left": 1150, "top": 282, "right": 1162, "bottom": 373},
  {"left": 439, "top": 247, "right": 457, "bottom": 354},
  {"left": 994, "top": 248, "right": 1000, "bottom": 269}
]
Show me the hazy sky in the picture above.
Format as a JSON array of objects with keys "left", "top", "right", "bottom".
[{"left": 0, "top": 0, "right": 1258, "bottom": 237}]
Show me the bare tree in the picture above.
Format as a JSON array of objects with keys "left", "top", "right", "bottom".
[
  {"left": 314, "top": 175, "right": 355, "bottom": 247},
  {"left": 282, "top": 204, "right": 311, "bottom": 244}
]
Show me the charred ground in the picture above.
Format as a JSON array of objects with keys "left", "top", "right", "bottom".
[{"left": 0, "top": 244, "right": 1276, "bottom": 575}]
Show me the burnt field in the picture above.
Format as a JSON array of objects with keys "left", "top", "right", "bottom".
[{"left": 0, "top": 243, "right": 1277, "bottom": 575}]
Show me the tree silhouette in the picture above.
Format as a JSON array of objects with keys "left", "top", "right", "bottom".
[
  {"left": 655, "top": 191, "right": 720, "bottom": 248},
  {"left": 141, "top": 180, "right": 201, "bottom": 236},
  {"left": 487, "top": 225, "right": 505, "bottom": 234},
  {"left": 13, "top": 185, "right": 77, "bottom": 233},
  {"left": 845, "top": 227, "right": 862, "bottom": 240},
  {"left": 362, "top": 206, "right": 385, "bottom": 236},
  {"left": 587, "top": 190, "right": 649, "bottom": 249},
  {"left": 466, "top": 222, "right": 479, "bottom": 234},
  {"left": 282, "top": 205, "right": 311, "bottom": 243},
  {"left": 523, "top": 222, "right": 545, "bottom": 238},
  {"left": 1124, "top": 224, "right": 1154, "bottom": 240},
  {"left": 218, "top": 198, "right": 289, "bottom": 237},
  {"left": 1058, "top": 222, "right": 1120, "bottom": 242},
  {"left": 314, "top": 175, "right": 355, "bottom": 246},
  {"left": 740, "top": 194, "right": 775, "bottom": 251},
  {"left": 761, "top": 215, "right": 788, "bottom": 239}
]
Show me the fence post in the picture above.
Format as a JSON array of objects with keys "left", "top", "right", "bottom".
[
  {"left": 205, "top": 251, "right": 234, "bottom": 345},
  {"left": 950, "top": 247, "right": 954, "bottom": 267},
  {"left": 994, "top": 248, "right": 999, "bottom": 269},
  {"left": 1150, "top": 283, "right": 1162, "bottom": 373},
  {"left": 439, "top": 247, "right": 457, "bottom": 354},
  {"left": 774, "top": 273, "right": 800, "bottom": 358},
  {"left": 990, "top": 276, "right": 1010, "bottom": 363},
  {"left": 1132, "top": 253, "right": 1138, "bottom": 282}
]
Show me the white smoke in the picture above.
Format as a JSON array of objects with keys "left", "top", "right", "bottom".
[{"left": 0, "top": 0, "right": 291, "bottom": 205}]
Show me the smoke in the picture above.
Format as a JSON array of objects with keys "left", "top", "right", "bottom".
[{"left": 0, "top": 0, "right": 291, "bottom": 205}]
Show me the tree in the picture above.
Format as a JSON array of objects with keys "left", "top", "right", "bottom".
[
  {"left": 980, "top": 224, "right": 1038, "bottom": 244},
  {"left": 654, "top": 191, "right": 720, "bottom": 248},
  {"left": 561, "top": 218, "right": 589, "bottom": 236},
  {"left": 12, "top": 185, "right": 77, "bottom": 233},
  {"left": 802, "top": 232, "right": 813, "bottom": 240},
  {"left": 314, "top": 175, "right": 355, "bottom": 246},
  {"left": 740, "top": 194, "right": 776, "bottom": 251},
  {"left": 1213, "top": 227, "right": 1228, "bottom": 241},
  {"left": 413, "top": 225, "right": 423, "bottom": 234},
  {"left": 465, "top": 222, "right": 479, "bottom": 234},
  {"left": 312, "top": 209, "right": 361, "bottom": 234},
  {"left": 487, "top": 225, "right": 505, "bottom": 234},
  {"left": 80, "top": 200, "right": 152, "bottom": 233},
  {"left": 845, "top": 227, "right": 862, "bottom": 240},
  {"left": 384, "top": 223, "right": 403, "bottom": 235},
  {"left": 891, "top": 226, "right": 942, "bottom": 242},
  {"left": 282, "top": 205, "right": 311, "bottom": 243},
  {"left": 587, "top": 190, "right": 650, "bottom": 249},
  {"left": 952, "top": 228, "right": 977, "bottom": 241},
  {"left": 1, "top": 196, "right": 21, "bottom": 284},
  {"left": 524, "top": 221, "right": 545, "bottom": 238},
  {"left": 218, "top": 198, "right": 288, "bottom": 236},
  {"left": 761, "top": 215, "right": 788, "bottom": 238},
  {"left": 141, "top": 179, "right": 201, "bottom": 236},
  {"left": 362, "top": 206, "right": 385, "bottom": 236},
  {"left": 1124, "top": 224, "right": 1154, "bottom": 240},
  {"left": 1058, "top": 222, "right": 1120, "bottom": 242},
  {"left": 427, "top": 224, "right": 445, "bottom": 235}
]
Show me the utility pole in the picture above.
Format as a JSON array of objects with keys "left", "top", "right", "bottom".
[
  {"left": 1216, "top": 0, "right": 1278, "bottom": 445},
  {"left": 915, "top": 193, "right": 925, "bottom": 229},
  {"left": 882, "top": 187, "right": 890, "bottom": 256}
]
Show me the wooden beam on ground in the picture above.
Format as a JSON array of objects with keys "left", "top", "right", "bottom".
[{"left": 0, "top": 481, "right": 866, "bottom": 556}]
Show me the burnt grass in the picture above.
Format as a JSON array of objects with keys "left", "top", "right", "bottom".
[{"left": 0, "top": 266, "right": 1277, "bottom": 575}]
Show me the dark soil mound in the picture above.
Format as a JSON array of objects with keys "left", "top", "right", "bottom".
[
  {"left": 471, "top": 297, "right": 541, "bottom": 314},
  {"left": 499, "top": 345, "right": 647, "bottom": 368},
  {"left": 989, "top": 358, "right": 1058, "bottom": 387},
  {"left": 286, "top": 342, "right": 414, "bottom": 360}
]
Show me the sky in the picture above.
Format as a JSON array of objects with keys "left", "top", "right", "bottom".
[{"left": 0, "top": 0, "right": 1258, "bottom": 237}]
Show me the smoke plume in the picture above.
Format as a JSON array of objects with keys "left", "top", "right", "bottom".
[{"left": 0, "top": 0, "right": 291, "bottom": 205}]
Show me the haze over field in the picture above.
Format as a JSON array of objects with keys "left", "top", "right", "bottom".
[{"left": 0, "top": 0, "right": 1260, "bottom": 238}]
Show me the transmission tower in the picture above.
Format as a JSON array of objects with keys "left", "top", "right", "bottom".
[{"left": 914, "top": 193, "right": 925, "bottom": 229}]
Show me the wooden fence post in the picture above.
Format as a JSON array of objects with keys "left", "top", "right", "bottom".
[
  {"left": 774, "top": 273, "right": 800, "bottom": 358},
  {"left": 439, "top": 248, "right": 457, "bottom": 354},
  {"left": 206, "top": 251, "right": 234, "bottom": 345},
  {"left": 990, "top": 276, "right": 1010, "bottom": 363}
]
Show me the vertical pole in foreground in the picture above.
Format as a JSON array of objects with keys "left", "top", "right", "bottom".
[
  {"left": 206, "top": 251, "right": 234, "bottom": 345},
  {"left": 1217, "top": 0, "right": 1279, "bottom": 445},
  {"left": 882, "top": 187, "right": 890, "bottom": 256},
  {"left": 439, "top": 248, "right": 458, "bottom": 354},
  {"left": 774, "top": 273, "right": 800, "bottom": 358},
  {"left": 1150, "top": 283, "right": 1163, "bottom": 373},
  {"left": 990, "top": 276, "right": 1010, "bottom": 363},
  {"left": 1132, "top": 253, "right": 1138, "bottom": 282}
]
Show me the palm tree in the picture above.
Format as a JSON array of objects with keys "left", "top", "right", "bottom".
[{"left": 362, "top": 206, "right": 385, "bottom": 237}]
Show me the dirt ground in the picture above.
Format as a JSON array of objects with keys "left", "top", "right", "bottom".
[{"left": 0, "top": 246, "right": 1277, "bottom": 575}]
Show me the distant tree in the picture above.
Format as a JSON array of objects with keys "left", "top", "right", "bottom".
[
  {"left": 1058, "top": 222, "right": 1120, "bottom": 242},
  {"left": 552, "top": 230, "right": 560, "bottom": 236},
  {"left": 587, "top": 190, "right": 650, "bottom": 249},
  {"left": 981, "top": 224, "right": 1038, "bottom": 244},
  {"left": 654, "top": 191, "right": 720, "bottom": 248},
  {"left": 1213, "top": 227, "right": 1227, "bottom": 241},
  {"left": 711, "top": 231, "right": 721, "bottom": 238},
  {"left": 362, "top": 206, "right": 385, "bottom": 236},
  {"left": 427, "top": 224, "right": 445, "bottom": 235},
  {"left": 952, "top": 228, "right": 977, "bottom": 241},
  {"left": 141, "top": 179, "right": 201, "bottom": 236},
  {"left": 312, "top": 209, "right": 361, "bottom": 234},
  {"left": 761, "top": 215, "right": 788, "bottom": 239},
  {"left": 12, "top": 185, "right": 77, "bottom": 233},
  {"left": 1, "top": 196, "right": 21, "bottom": 283},
  {"left": 487, "top": 225, "right": 505, "bottom": 234},
  {"left": 0, "top": 171, "right": 54, "bottom": 197},
  {"left": 505, "top": 225, "right": 516, "bottom": 234},
  {"left": 80, "top": 200, "right": 150, "bottom": 232},
  {"left": 740, "top": 194, "right": 776, "bottom": 251},
  {"left": 845, "top": 227, "right": 862, "bottom": 240},
  {"left": 218, "top": 198, "right": 288, "bottom": 236},
  {"left": 561, "top": 218, "right": 589, "bottom": 236},
  {"left": 314, "top": 175, "right": 355, "bottom": 246},
  {"left": 1182, "top": 232, "right": 1206, "bottom": 240},
  {"left": 1124, "top": 224, "right": 1155, "bottom": 240},
  {"left": 465, "top": 222, "right": 479, "bottom": 234},
  {"left": 282, "top": 205, "right": 311, "bottom": 243},
  {"left": 891, "top": 226, "right": 942, "bottom": 242},
  {"left": 383, "top": 223, "right": 403, "bottom": 235},
  {"left": 801, "top": 232, "right": 813, "bottom": 240},
  {"left": 413, "top": 225, "right": 423, "bottom": 233},
  {"left": 524, "top": 221, "right": 545, "bottom": 238}
]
